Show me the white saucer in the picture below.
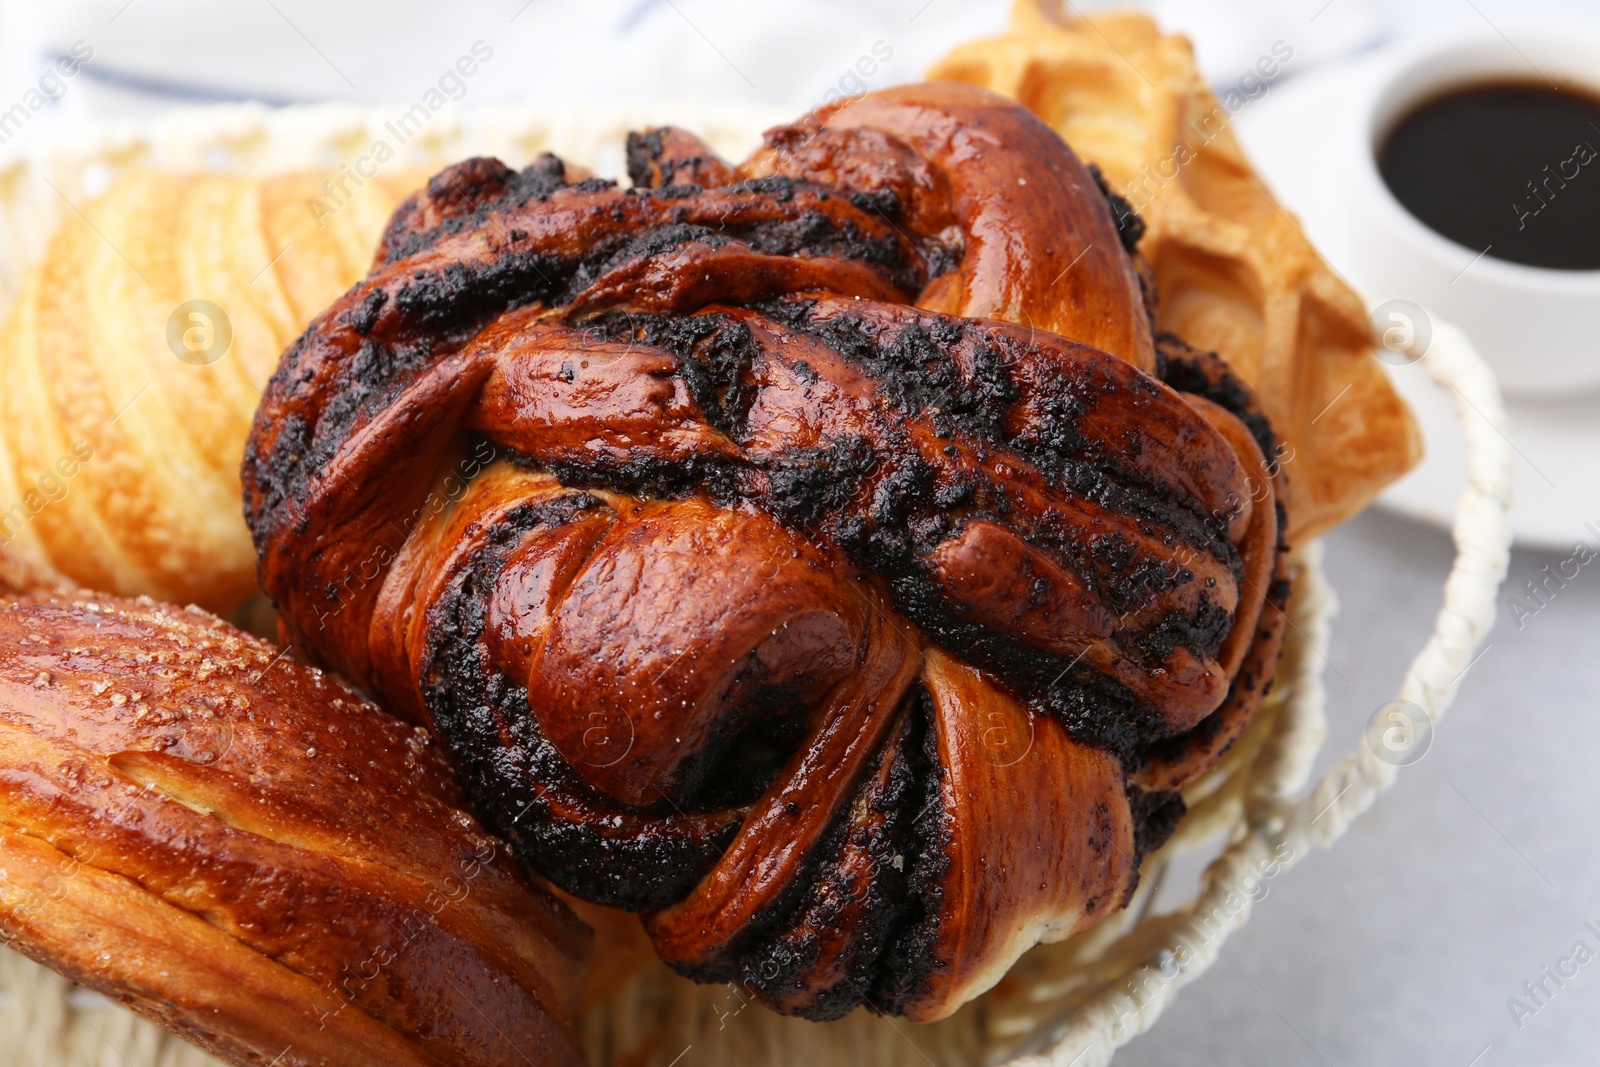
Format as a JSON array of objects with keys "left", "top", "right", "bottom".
[{"left": 1232, "top": 52, "right": 1600, "bottom": 550}]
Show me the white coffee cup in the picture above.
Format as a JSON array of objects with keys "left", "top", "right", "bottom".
[{"left": 1345, "top": 24, "right": 1600, "bottom": 398}]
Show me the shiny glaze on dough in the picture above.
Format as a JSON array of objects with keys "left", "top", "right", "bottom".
[{"left": 241, "top": 84, "right": 1288, "bottom": 1023}]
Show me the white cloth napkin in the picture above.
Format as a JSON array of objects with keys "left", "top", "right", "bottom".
[
  {"left": 12, "top": 0, "right": 1393, "bottom": 118},
  {"left": 19, "top": 0, "right": 1009, "bottom": 112}
]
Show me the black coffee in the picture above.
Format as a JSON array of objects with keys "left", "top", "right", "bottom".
[{"left": 1378, "top": 81, "right": 1600, "bottom": 270}]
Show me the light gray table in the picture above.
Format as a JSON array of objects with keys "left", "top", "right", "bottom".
[{"left": 1120, "top": 508, "right": 1600, "bottom": 1067}]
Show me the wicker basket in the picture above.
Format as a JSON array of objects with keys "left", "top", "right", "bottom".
[{"left": 0, "top": 103, "right": 1514, "bottom": 1067}]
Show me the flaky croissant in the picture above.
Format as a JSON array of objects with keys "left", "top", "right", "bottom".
[
  {"left": 0, "top": 562, "right": 591, "bottom": 1066},
  {"left": 0, "top": 169, "right": 422, "bottom": 611},
  {"left": 242, "top": 83, "right": 1289, "bottom": 1023}
]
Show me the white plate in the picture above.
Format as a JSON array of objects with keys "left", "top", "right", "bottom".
[{"left": 1233, "top": 52, "right": 1600, "bottom": 550}]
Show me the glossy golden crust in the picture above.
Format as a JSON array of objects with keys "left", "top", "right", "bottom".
[
  {"left": 747, "top": 82, "right": 1154, "bottom": 370},
  {"left": 0, "top": 591, "right": 590, "bottom": 1067},
  {"left": 241, "top": 84, "right": 1289, "bottom": 1024},
  {"left": 931, "top": 2, "right": 1422, "bottom": 539}
]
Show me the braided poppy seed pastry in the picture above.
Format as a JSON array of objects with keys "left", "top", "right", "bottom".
[{"left": 242, "top": 83, "right": 1289, "bottom": 1023}]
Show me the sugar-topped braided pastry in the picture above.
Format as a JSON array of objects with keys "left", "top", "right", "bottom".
[{"left": 242, "top": 83, "right": 1289, "bottom": 1023}]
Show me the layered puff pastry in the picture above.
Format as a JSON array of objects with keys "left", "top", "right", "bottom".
[
  {"left": 0, "top": 549, "right": 590, "bottom": 1067},
  {"left": 242, "top": 83, "right": 1290, "bottom": 1023},
  {"left": 0, "top": 169, "right": 423, "bottom": 612}
]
